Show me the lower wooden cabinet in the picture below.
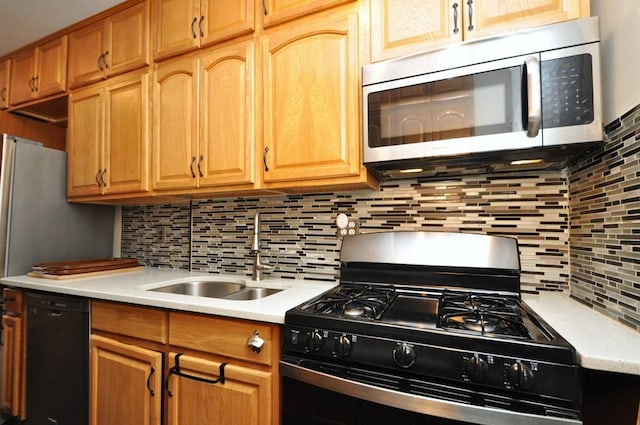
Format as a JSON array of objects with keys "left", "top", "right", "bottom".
[
  {"left": 90, "top": 335, "right": 162, "bottom": 425},
  {"left": 0, "top": 288, "right": 24, "bottom": 419},
  {"left": 90, "top": 301, "right": 280, "bottom": 425},
  {"left": 166, "top": 352, "right": 272, "bottom": 425}
]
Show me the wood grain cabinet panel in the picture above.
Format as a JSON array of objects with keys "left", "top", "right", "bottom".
[
  {"left": 262, "top": 0, "right": 356, "bottom": 27},
  {"left": 68, "top": 0, "right": 150, "bottom": 89},
  {"left": 9, "top": 36, "right": 67, "bottom": 105},
  {"left": 0, "top": 288, "right": 24, "bottom": 419},
  {"left": 91, "top": 301, "right": 168, "bottom": 343},
  {"left": 0, "top": 59, "right": 10, "bottom": 109},
  {"left": 90, "top": 335, "right": 162, "bottom": 425},
  {"left": 68, "top": 71, "right": 150, "bottom": 199},
  {"left": 153, "top": 0, "right": 254, "bottom": 61}
]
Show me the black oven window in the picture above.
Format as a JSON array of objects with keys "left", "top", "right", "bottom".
[
  {"left": 282, "top": 377, "right": 474, "bottom": 425},
  {"left": 367, "top": 66, "right": 522, "bottom": 148}
]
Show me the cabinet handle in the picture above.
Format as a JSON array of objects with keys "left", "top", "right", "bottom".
[
  {"left": 99, "top": 169, "right": 108, "bottom": 187},
  {"left": 199, "top": 16, "right": 205, "bottom": 38},
  {"left": 191, "top": 16, "right": 198, "bottom": 39},
  {"left": 103, "top": 50, "right": 110, "bottom": 69},
  {"left": 189, "top": 156, "right": 197, "bottom": 178},
  {"left": 147, "top": 366, "right": 156, "bottom": 397},
  {"left": 97, "top": 53, "right": 104, "bottom": 71},
  {"left": 168, "top": 353, "right": 228, "bottom": 386},
  {"left": 33, "top": 76, "right": 38, "bottom": 92},
  {"left": 0, "top": 87, "right": 6, "bottom": 102},
  {"left": 261, "top": 0, "right": 268, "bottom": 15},
  {"left": 263, "top": 147, "right": 270, "bottom": 172},
  {"left": 197, "top": 154, "right": 204, "bottom": 178},
  {"left": 452, "top": 3, "right": 459, "bottom": 34},
  {"left": 466, "top": 0, "right": 474, "bottom": 31},
  {"left": 95, "top": 170, "right": 102, "bottom": 187}
]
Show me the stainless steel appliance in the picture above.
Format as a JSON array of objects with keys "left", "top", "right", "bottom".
[
  {"left": 363, "top": 17, "right": 602, "bottom": 179},
  {"left": 0, "top": 134, "right": 114, "bottom": 277},
  {"left": 281, "top": 231, "right": 582, "bottom": 425}
]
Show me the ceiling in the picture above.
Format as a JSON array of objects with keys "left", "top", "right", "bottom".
[{"left": 0, "top": 0, "right": 126, "bottom": 58}]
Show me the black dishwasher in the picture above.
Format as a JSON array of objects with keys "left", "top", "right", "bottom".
[{"left": 25, "top": 292, "right": 89, "bottom": 425}]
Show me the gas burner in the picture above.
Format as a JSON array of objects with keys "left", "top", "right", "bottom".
[
  {"left": 439, "top": 292, "right": 531, "bottom": 339},
  {"left": 301, "top": 283, "right": 395, "bottom": 320}
]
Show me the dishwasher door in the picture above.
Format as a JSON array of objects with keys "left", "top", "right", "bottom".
[{"left": 25, "top": 292, "right": 89, "bottom": 425}]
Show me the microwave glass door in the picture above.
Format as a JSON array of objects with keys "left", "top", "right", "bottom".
[
  {"left": 364, "top": 55, "right": 543, "bottom": 163},
  {"left": 368, "top": 66, "right": 523, "bottom": 148}
]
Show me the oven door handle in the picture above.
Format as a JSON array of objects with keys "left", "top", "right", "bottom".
[{"left": 280, "top": 361, "right": 582, "bottom": 425}]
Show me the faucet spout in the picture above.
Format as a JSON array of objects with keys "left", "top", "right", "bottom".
[{"left": 251, "top": 212, "right": 274, "bottom": 281}]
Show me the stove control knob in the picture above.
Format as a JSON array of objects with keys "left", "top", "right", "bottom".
[
  {"left": 392, "top": 343, "right": 416, "bottom": 368},
  {"left": 305, "top": 331, "right": 323, "bottom": 353},
  {"left": 465, "top": 356, "right": 488, "bottom": 382},
  {"left": 333, "top": 335, "right": 352, "bottom": 358},
  {"left": 508, "top": 362, "right": 535, "bottom": 390}
]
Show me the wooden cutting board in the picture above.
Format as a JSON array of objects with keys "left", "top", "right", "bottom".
[{"left": 29, "top": 258, "right": 143, "bottom": 279}]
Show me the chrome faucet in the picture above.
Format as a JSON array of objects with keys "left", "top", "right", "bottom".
[{"left": 251, "top": 212, "right": 274, "bottom": 281}]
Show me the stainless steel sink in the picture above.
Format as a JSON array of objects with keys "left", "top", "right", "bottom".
[
  {"left": 148, "top": 280, "right": 281, "bottom": 300},
  {"left": 221, "top": 287, "right": 281, "bottom": 301}
]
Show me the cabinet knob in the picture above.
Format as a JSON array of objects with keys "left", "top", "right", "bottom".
[{"left": 247, "top": 330, "right": 265, "bottom": 354}]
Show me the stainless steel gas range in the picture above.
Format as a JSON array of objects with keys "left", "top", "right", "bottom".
[{"left": 280, "top": 231, "right": 582, "bottom": 425}]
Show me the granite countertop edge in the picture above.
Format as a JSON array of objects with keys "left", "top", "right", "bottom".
[{"left": 523, "top": 291, "right": 640, "bottom": 376}]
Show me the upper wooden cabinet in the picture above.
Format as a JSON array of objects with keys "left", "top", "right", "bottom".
[
  {"left": 370, "top": 0, "right": 590, "bottom": 62},
  {"left": 9, "top": 36, "right": 68, "bottom": 105},
  {"left": 0, "top": 59, "right": 10, "bottom": 109},
  {"left": 68, "top": 71, "right": 149, "bottom": 199},
  {"left": 152, "top": 40, "right": 256, "bottom": 193},
  {"left": 262, "top": 0, "right": 356, "bottom": 27},
  {"left": 68, "top": 1, "right": 150, "bottom": 89},
  {"left": 261, "top": 6, "right": 371, "bottom": 189},
  {"left": 153, "top": 0, "right": 255, "bottom": 61}
]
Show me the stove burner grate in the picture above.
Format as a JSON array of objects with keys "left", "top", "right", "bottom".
[
  {"left": 438, "top": 293, "right": 531, "bottom": 339},
  {"left": 302, "top": 283, "right": 395, "bottom": 320}
]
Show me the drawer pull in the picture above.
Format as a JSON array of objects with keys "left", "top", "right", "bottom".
[
  {"left": 166, "top": 353, "right": 227, "bottom": 395},
  {"left": 147, "top": 366, "right": 156, "bottom": 396}
]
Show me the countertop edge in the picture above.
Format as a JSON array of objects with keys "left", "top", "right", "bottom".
[{"left": 523, "top": 292, "right": 640, "bottom": 376}]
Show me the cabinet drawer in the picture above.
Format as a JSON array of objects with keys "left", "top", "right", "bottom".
[
  {"left": 92, "top": 301, "right": 168, "bottom": 343},
  {"left": 2, "top": 288, "right": 23, "bottom": 315},
  {"left": 169, "top": 312, "right": 278, "bottom": 367}
]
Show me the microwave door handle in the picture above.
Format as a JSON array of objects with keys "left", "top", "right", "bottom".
[{"left": 524, "top": 56, "right": 542, "bottom": 138}]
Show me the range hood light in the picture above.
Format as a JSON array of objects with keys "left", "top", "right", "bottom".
[
  {"left": 510, "top": 159, "right": 543, "bottom": 166},
  {"left": 398, "top": 168, "right": 424, "bottom": 174}
]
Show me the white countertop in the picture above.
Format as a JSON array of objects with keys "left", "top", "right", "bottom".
[
  {"left": 524, "top": 291, "right": 640, "bottom": 376},
  {"left": 0, "top": 267, "right": 337, "bottom": 324}
]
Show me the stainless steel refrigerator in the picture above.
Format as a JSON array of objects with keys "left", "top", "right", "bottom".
[{"left": 0, "top": 134, "right": 114, "bottom": 277}]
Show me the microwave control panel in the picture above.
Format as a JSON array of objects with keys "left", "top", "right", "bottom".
[{"left": 541, "top": 53, "right": 594, "bottom": 129}]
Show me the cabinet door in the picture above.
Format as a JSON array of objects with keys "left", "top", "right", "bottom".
[
  {"left": 68, "top": 21, "right": 107, "bottom": 89},
  {"left": 9, "top": 49, "right": 35, "bottom": 105},
  {"left": 466, "top": 0, "right": 590, "bottom": 40},
  {"left": 107, "top": 1, "right": 151, "bottom": 78},
  {"left": 0, "top": 316, "right": 23, "bottom": 418},
  {"left": 153, "top": 0, "right": 200, "bottom": 60},
  {"left": 262, "top": 0, "right": 355, "bottom": 27},
  {"left": 103, "top": 72, "right": 149, "bottom": 195},
  {"left": 166, "top": 353, "right": 272, "bottom": 425},
  {"left": 199, "top": 40, "right": 255, "bottom": 187},
  {"left": 68, "top": 86, "right": 104, "bottom": 197},
  {"left": 0, "top": 59, "right": 10, "bottom": 109},
  {"left": 262, "top": 10, "right": 360, "bottom": 183},
  {"left": 370, "top": 0, "right": 461, "bottom": 62},
  {"left": 152, "top": 56, "right": 199, "bottom": 190},
  {"left": 201, "top": 0, "right": 254, "bottom": 48},
  {"left": 34, "top": 36, "right": 68, "bottom": 98},
  {"left": 90, "top": 335, "right": 162, "bottom": 425}
]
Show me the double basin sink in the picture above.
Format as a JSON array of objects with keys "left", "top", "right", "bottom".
[{"left": 148, "top": 279, "right": 282, "bottom": 301}]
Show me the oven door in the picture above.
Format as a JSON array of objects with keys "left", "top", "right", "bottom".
[
  {"left": 363, "top": 54, "right": 543, "bottom": 165},
  {"left": 281, "top": 359, "right": 582, "bottom": 425}
]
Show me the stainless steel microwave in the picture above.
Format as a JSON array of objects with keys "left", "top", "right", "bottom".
[{"left": 362, "top": 17, "right": 602, "bottom": 178}]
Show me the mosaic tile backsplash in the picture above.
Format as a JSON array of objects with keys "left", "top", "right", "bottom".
[{"left": 121, "top": 104, "right": 640, "bottom": 332}]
